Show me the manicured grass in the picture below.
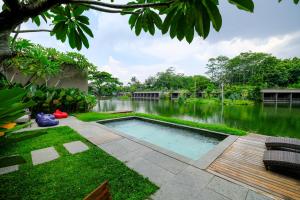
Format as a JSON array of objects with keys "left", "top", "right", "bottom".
[
  {"left": 75, "top": 112, "right": 133, "bottom": 122},
  {"left": 75, "top": 112, "right": 247, "bottom": 136},
  {"left": 0, "top": 126, "right": 158, "bottom": 200}
]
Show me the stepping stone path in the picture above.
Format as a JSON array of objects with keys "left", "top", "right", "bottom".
[
  {"left": 0, "top": 165, "right": 19, "bottom": 175},
  {"left": 63, "top": 141, "right": 89, "bottom": 154},
  {"left": 31, "top": 147, "right": 59, "bottom": 165}
]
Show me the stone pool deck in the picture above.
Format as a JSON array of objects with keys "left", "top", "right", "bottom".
[{"left": 18, "top": 117, "right": 276, "bottom": 200}]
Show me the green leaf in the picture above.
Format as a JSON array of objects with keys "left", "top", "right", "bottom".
[
  {"left": 147, "top": 16, "right": 155, "bottom": 35},
  {"left": 228, "top": 0, "right": 254, "bottom": 12},
  {"left": 203, "top": 0, "right": 222, "bottom": 31},
  {"left": 135, "top": 16, "right": 143, "bottom": 36},
  {"left": 77, "top": 27, "right": 89, "bottom": 48},
  {"left": 150, "top": 11, "right": 162, "bottom": 29},
  {"left": 32, "top": 16, "right": 41, "bottom": 26},
  {"left": 176, "top": 13, "right": 185, "bottom": 41},
  {"left": 162, "top": 6, "right": 177, "bottom": 34},
  {"left": 73, "top": 5, "right": 87, "bottom": 16},
  {"left": 68, "top": 27, "right": 77, "bottom": 49},
  {"left": 76, "top": 16, "right": 90, "bottom": 25},
  {"left": 78, "top": 22, "right": 94, "bottom": 38},
  {"left": 129, "top": 14, "right": 138, "bottom": 29}
]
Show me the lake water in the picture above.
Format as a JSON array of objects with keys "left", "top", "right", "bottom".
[
  {"left": 102, "top": 119, "right": 221, "bottom": 160},
  {"left": 93, "top": 98, "right": 300, "bottom": 138}
]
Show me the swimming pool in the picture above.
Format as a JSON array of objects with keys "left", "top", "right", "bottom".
[{"left": 100, "top": 118, "right": 226, "bottom": 160}]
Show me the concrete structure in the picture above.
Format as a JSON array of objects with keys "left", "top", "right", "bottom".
[
  {"left": 132, "top": 91, "right": 161, "bottom": 100},
  {"left": 3, "top": 65, "right": 88, "bottom": 92},
  {"left": 261, "top": 89, "right": 300, "bottom": 104}
]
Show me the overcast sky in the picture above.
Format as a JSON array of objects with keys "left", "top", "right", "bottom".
[{"left": 3, "top": 0, "right": 300, "bottom": 84}]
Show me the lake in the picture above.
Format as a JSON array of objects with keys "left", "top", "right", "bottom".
[{"left": 93, "top": 98, "right": 300, "bottom": 138}]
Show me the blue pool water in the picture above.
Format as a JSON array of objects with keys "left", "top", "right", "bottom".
[{"left": 102, "top": 119, "right": 223, "bottom": 160}]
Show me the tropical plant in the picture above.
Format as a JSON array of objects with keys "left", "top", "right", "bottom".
[
  {"left": 24, "top": 85, "right": 96, "bottom": 115},
  {"left": 0, "top": 87, "right": 35, "bottom": 134},
  {"left": 1, "top": 0, "right": 297, "bottom": 60},
  {"left": 0, "top": 38, "right": 97, "bottom": 86}
]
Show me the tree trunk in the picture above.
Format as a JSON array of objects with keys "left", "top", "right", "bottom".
[{"left": 0, "top": 29, "right": 12, "bottom": 61}]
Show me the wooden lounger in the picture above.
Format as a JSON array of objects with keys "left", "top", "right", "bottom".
[
  {"left": 265, "top": 137, "right": 300, "bottom": 152},
  {"left": 84, "top": 181, "right": 112, "bottom": 200},
  {"left": 263, "top": 150, "right": 300, "bottom": 176}
]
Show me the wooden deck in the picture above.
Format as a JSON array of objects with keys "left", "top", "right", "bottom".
[{"left": 208, "top": 134, "right": 300, "bottom": 200}]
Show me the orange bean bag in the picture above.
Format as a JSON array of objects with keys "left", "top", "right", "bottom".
[{"left": 53, "top": 109, "right": 68, "bottom": 119}]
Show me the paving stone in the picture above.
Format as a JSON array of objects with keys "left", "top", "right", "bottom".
[
  {"left": 88, "top": 133, "right": 122, "bottom": 145},
  {"left": 246, "top": 190, "right": 274, "bottom": 200},
  {"left": 63, "top": 141, "right": 89, "bottom": 154},
  {"left": 99, "top": 138, "right": 144, "bottom": 158},
  {"left": 0, "top": 165, "right": 19, "bottom": 175},
  {"left": 195, "top": 188, "right": 230, "bottom": 200},
  {"left": 31, "top": 147, "right": 59, "bottom": 165},
  {"left": 151, "top": 180, "right": 201, "bottom": 200},
  {"left": 207, "top": 176, "right": 249, "bottom": 200},
  {"left": 152, "top": 167, "right": 215, "bottom": 200},
  {"left": 127, "top": 157, "right": 174, "bottom": 186},
  {"left": 143, "top": 150, "right": 188, "bottom": 174},
  {"left": 118, "top": 146, "right": 153, "bottom": 163},
  {"left": 172, "top": 166, "right": 214, "bottom": 189}
]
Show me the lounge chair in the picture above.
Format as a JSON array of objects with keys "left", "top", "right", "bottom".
[
  {"left": 263, "top": 150, "right": 300, "bottom": 176},
  {"left": 265, "top": 137, "right": 300, "bottom": 153}
]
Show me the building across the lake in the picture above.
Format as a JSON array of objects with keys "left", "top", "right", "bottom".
[
  {"left": 261, "top": 89, "right": 300, "bottom": 104},
  {"left": 132, "top": 91, "right": 162, "bottom": 100}
]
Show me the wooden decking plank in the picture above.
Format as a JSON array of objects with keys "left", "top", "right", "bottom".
[
  {"left": 207, "top": 134, "right": 300, "bottom": 200},
  {"left": 210, "top": 165, "right": 299, "bottom": 199}
]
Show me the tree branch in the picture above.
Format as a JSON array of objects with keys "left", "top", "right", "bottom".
[
  {"left": 11, "top": 25, "right": 21, "bottom": 50},
  {"left": 3, "top": 0, "right": 21, "bottom": 10},
  {"left": 12, "top": 29, "right": 52, "bottom": 33},
  {"left": 69, "top": 0, "right": 174, "bottom": 9},
  {"left": 85, "top": 4, "right": 142, "bottom": 14}
]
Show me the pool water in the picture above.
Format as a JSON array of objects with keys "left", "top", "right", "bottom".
[{"left": 102, "top": 119, "right": 223, "bottom": 160}]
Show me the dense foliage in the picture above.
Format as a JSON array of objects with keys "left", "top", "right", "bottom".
[
  {"left": 23, "top": 85, "right": 96, "bottom": 115},
  {"left": 206, "top": 52, "right": 300, "bottom": 88},
  {"left": 124, "top": 67, "right": 211, "bottom": 95},
  {"left": 88, "top": 71, "right": 122, "bottom": 97},
  {"left": 1, "top": 38, "right": 97, "bottom": 87},
  {"left": 0, "top": 39, "right": 98, "bottom": 115},
  {"left": 119, "top": 52, "right": 300, "bottom": 102}
]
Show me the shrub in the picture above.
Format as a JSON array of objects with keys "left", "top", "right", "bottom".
[{"left": 24, "top": 85, "right": 96, "bottom": 115}]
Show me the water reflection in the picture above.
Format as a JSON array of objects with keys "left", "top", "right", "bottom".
[{"left": 93, "top": 98, "right": 300, "bottom": 138}]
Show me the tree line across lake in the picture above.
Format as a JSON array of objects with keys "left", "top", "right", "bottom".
[{"left": 104, "top": 52, "right": 300, "bottom": 102}]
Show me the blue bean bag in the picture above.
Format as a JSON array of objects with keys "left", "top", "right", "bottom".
[{"left": 36, "top": 113, "right": 59, "bottom": 127}]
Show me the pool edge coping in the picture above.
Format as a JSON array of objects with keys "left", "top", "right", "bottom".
[{"left": 95, "top": 116, "right": 237, "bottom": 169}]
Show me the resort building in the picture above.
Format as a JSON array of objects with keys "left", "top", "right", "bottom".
[
  {"left": 261, "top": 89, "right": 300, "bottom": 104},
  {"left": 132, "top": 91, "right": 162, "bottom": 100}
]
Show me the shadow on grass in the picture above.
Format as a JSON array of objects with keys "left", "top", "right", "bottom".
[{"left": 0, "top": 155, "right": 26, "bottom": 168}]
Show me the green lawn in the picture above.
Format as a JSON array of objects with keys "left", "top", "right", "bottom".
[
  {"left": 74, "top": 112, "right": 247, "bottom": 136},
  {"left": 0, "top": 126, "right": 158, "bottom": 200}
]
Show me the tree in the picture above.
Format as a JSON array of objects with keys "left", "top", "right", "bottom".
[
  {"left": 206, "top": 56, "right": 229, "bottom": 85},
  {"left": 0, "top": 0, "right": 264, "bottom": 61},
  {"left": 88, "top": 71, "right": 121, "bottom": 96}
]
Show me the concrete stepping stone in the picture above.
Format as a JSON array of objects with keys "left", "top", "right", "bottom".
[
  {"left": 63, "top": 141, "right": 89, "bottom": 154},
  {"left": 0, "top": 165, "right": 19, "bottom": 175},
  {"left": 31, "top": 147, "right": 59, "bottom": 165}
]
